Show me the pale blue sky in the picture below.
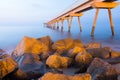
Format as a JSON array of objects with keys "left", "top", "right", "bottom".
[
  {"left": 0, "top": 0, "right": 76, "bottom": 26},
  {"left": 0, "top": 0, "right": 119, "bottom": 26}
]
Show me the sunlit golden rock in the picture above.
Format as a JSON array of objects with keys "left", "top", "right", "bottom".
[
  {"left": 111, "top": 51, "right": 120, "bottom": 58},
  {"left": 68, "top": 47, "right": 86, "bottom": 58},
  {"left": 73, "top": 39, "right": 84, "bottom": 48},
  {"left": 87, "top": 48, "right": 110, "bottom": 59},
  {"left": 0, "top": 54, "right": 18, "bottom": 79},
  {"left": 75, "top": 51, "right": 92, "bottom": 66},
  {"left": 86, "top": 42, "right": 102, "bottom": 49},
  {"left": 52, "top": 38, "right": 74, "bottom": 52},
  {"left": 12, "top": 53, "right": 45, "bottom": 80},
  {"left": 87, "top": 58, "right": 119, "bottom": 80},
  {"left": 12, "top": 36, "right": 49, "bottom": 58},
  {"left": 39, "top": 72, "right": 91, "bottom": 80},
  {"left": 39, "top": 72, "right": 69, "bottom": 80},
  {"left": 71, "top": 73, "right": 91, "bottom": 80},
  {"left": 46, "top": 54, "right": 72, "bottom": 69},
  {"left": 37, "top": 36, "right": 53, "bottom": 51}
]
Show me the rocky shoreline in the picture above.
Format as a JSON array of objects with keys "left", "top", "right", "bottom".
[{"left": 0, "top": 36, "right": 120, "bottom": 80}]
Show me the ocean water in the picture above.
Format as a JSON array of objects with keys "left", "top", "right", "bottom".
[
  {"left": 0, "top": 22, "right": 120, "bottom": 53},
  {"left": 0, "top": 9, "right": 120, "bottom": 53}
]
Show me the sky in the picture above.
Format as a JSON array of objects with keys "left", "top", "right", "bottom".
[
  {"left": 0, "top": 0, "right": 76, "bottom": 26},
  {"left": 0, "top": 0, "right": 119, "bottom": 26}
]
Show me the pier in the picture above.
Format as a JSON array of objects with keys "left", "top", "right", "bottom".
[{"left": 46, "top": 0, "right": 119, "bottom": 36}]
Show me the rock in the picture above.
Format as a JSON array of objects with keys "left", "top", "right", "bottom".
[
  {"left": 87, "top": 58, "right": 119, "bottom": 80},
  {"left": 73, "top": 39, "right": 84, "bottom": 48},
  {"left": 118, "top": 75, "right": 120, "bottom": 80},
  {"left": 12, "top": 36, "right": 49, "bottom": 59},
  {"left": 68, "top": 47, "right": 86, "bottom": 58},
  {"left": 75, "top": 51, "right": 92, "bottom": 67},
  {"left": 113, "top": 63, "right": 120, "bottom": 74},
  {"left": 46, "top": 54, "right": 72, "bottom": 69},
  {"left": 0, "top": 49, "right": 5, "bottom": 55},
  {"left": 104, "top": 46, "right": 112, "bottom": 52},
  {"left": 86, "top": 42, "right": 102, "bottom": 49},
  {"left": 39, "top": 72, "right": 69, "bottom": 80},
  {"left": 12, "top": 53, "right": 46, "bottom": 80},
  {"left": 87, "top": 48, "right": 110, "bottom": 59},
  {"left": 103, "top": 57, "right": 120, "bottom": 64},
  {"left": 39, "top": 72, "right": 91, "bottom": 80},
  {"left": 71, "top": 73, "right": 91, "bottom": 80},
  {"left": 52, "top": 38, "right": 74, "bottom": 54},
  {"left": 111, "top": 51, "right": 120, "bottom": 58},
  {"left": 37, "top": 36, "right": 53, "bottom": 51},
  {"left": 0, "top": 54, "right": 18, "bottom": 79}
]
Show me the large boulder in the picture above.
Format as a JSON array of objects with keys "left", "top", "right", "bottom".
[
  {"left": 0, "top": 54, "right": 18, "bottom": 79},
  {"left": 87, "top": 48, "right": 110, "bottom": 59},
  {"left": 75, "top": 51, "right": 92, "bottom": 67},
  {"left": 39, "top": 72, "right": 91, "bottom": 80},
  {"left": 87, "top": 58, "right": 119, "bottom": 80},
  {"left": 12, "top": 36, "right": 49, "bottom": 59},
  {"left": 12, "top": 53, "right": 46, "bottom": 80},
  {"left": 37, "top": 36, "right": 53, "bottom": 51},
  {"left": 68, "top": 47, "right": 86, "bottom": 58},
  {"left": 86, "top": 42, "right": 102, "bottom": 49},
  {"left": 52, "top": 38, "right": 74, "bottom": 53},
  {"left": 52, "top": 38, "right": 84, "bottom": 55},
  {"left": 46, "top": 54, "right": 72, "bottom": 69}
]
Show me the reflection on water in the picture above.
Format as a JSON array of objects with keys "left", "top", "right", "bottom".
[{"left": 0, "top": 23, "right": 120, "bottom": 53}]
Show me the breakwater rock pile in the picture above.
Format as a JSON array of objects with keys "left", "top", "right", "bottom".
[{"left": 1, "top": 36, "right": 120, "bottom": 80}]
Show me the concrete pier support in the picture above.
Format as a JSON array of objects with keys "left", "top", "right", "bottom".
[
  {"left": 108, "top": 9, "right": 114, "bottom": 36},
  {"left": 68, "top": 17, "right": 73, "bottom": 32},
  {"left": 78, "top": 16, "right": 82, "bottom": 32},
  {"left": 91, "top": 9, "right": 99, "bottom": 37},
  {"left": 61, "top": 20, "right": 64, "bottom": 31},
  {"left": 57, "top": 22, "right": 59, "bottom": 30}
]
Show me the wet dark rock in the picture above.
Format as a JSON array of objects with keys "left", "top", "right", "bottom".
[
  {"left": 112, "top": 63, "right": 120, "bottom": 74},
  {"left": 12, "top": 53, "right": 46, "bottom": 80},
  {"left": 0, "top": 54, "right": 18, "bottom": 79},
  {"left": 87, "top": 48, "right": 110, "bottom": 59},
  {"left": 87, "top": 58, "right": 119, "bottom": 80},
  {"left": 103, "top": 57, "right": 120, "bottom": 64}
]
